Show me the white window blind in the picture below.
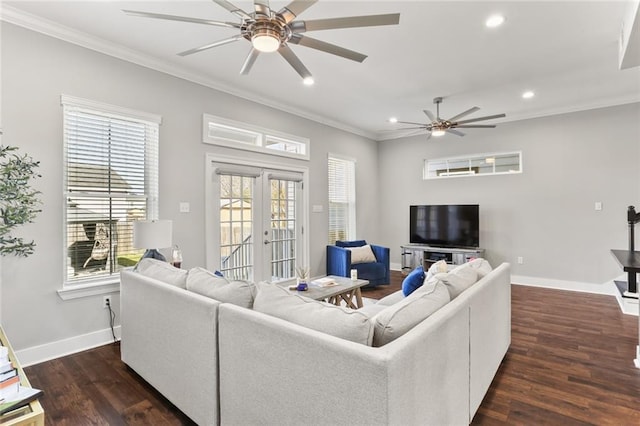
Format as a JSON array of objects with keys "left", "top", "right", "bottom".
[
  {"left": 328, "top": 155, "right": 356, "bottom": 244},
  {"left": 62, "top": 96, "right": 160, "bottom": 286}
]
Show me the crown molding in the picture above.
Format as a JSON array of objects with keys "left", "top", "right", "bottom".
[{"left": 0, "top": 5, "right": 375, "bottom": 140}]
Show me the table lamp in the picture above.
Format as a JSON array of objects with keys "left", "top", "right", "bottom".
[{"left": 133, "top": 220, "right": 173, "bottom": 262}]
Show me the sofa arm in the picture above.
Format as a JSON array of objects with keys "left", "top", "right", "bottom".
[
  {"left": 326, "top": 245, "right": 351, "bottom": 277},
  {"left": 120, "top": 271, "right": 220, "bottom": 426}
]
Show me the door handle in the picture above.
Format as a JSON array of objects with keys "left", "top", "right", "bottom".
[{"left": 264, "top": 239, "right": 271, "bottom": 245}]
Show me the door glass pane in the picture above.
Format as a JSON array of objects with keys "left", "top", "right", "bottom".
[
  {"left": 269, "top": 178, "right": 297, "bottom": 281},
  {"left": 219, "top": 174, "right": 253, "bottom": 280}
]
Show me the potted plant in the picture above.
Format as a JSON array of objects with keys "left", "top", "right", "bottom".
[
  {"left": 295, "top": 266, "right": 309, "bottom": 291},
  {"left": 0, "top": 145, "right": 41, "bottom": 257}
]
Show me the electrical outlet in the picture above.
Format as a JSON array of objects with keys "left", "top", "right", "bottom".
[
  {"left": 517, "top": 256, "right": 524, "bottom": 265},
  {"left": 103, "top": 295, "right": 111, "bottom": 309}
]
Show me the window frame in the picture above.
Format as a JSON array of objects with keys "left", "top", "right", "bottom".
[
  {"left": 58, "top": 95, "right": 161, "bottom": 300},
  {"left": 327, "top": 154, "right": 356, "bottom": 244},
  {"left": 202, "top": 114, "right": 310, "bottom": 160},
  {"left": 424, "top": 151, "right": 522, "bottom": 179}
]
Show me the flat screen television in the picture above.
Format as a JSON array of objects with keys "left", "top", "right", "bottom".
[{"left": 410, "top": 205, "right": 479, "bottom": 248}]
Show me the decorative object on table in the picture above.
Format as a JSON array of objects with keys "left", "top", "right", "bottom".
[
  {"left": 0, "top": 144, "right": 41, "bottom": 257},
  {"left": 326, "top": 240, "right": 390, "bottom": 287},
  {"left": 171, "top": 245, "right": 183, "bottom": 268},
  {"left": 133, "top": 220, "right": 173, "bottom": 262},
  {"left": 295, "top": 266, "right": 309, "bottom": 291},
  {"left": 350, "top": 268, "right": 358, "bottom": 280}
]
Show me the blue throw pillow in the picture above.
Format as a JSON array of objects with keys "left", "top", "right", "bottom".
[{"left": 402, "top": 266, "right": 425, "bottom": 296}]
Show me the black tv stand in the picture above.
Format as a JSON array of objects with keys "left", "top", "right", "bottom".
[{"left": 401, "top": 244, "right": 485, "bottom": 274}]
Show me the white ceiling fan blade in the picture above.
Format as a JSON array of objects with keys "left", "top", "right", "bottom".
[
  {"left": 455, "top": 124, "right": 497, "bottom": 128},
  {"left": 447, "top": 106, "right": 480, "bottom": 122},
  {"left": 447, "top": 129, "right": 465, "bottom": 137},
  {"left": 396, "top": 120, "right": 428, "bottom": 126},
  {"left": 278, "top": 0, "right": 318, "bottom": 24},
  {"left": 423, "top": 109, "right": 436, "bottom": 122},
  {"left": 122, "top": 10, "right": 240, "bottom": 28},
  {"left": 278, "top": 44, "right": 313, "bottom": 81},
  {"left": 456, "top": 113, "right": 506, "bottom": 125},
  {"left": 289, "top": 34, "right": 367, "bottom": 62},
  {"left": 291, "top": 13, "right": 400, "bottom": 33},
  {"left": 212, "top": 0, "right": 252, "bottom": 20},
  {"left": 254, "top": 0, "right": 271, "bottom": 17},
  {"left": 177, "top": 34, "right": 244, "bottom": 56},
  {"left": 240, "top": 48, "right": 261, "bottom": 75}
]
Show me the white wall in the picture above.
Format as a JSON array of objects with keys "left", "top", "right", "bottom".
[
  {"left": 378, "top": 102, "right": 640, "bottom": 285},
  {"left": 0, "top": 23, "right": 380, "bottom": 352}
]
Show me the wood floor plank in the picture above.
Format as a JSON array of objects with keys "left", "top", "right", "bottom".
[{"left": 22, "top": 272, "right": 639, "bottom": 425}]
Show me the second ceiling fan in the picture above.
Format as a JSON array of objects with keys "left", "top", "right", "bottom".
[
  {"left": 393, "top": 97, "right": 506, "bottom": 139},
  {"left": 124, "top": 0, "right": 400, "bottom": 84}
]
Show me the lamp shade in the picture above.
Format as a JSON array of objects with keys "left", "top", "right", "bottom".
[{"left": 133, "top": 220, "right": 173, "bottom": 250}]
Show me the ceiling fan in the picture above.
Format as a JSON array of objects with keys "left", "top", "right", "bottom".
[
  {"left": 124, "top": 0, "right": 400, "bottom": 85},
  {"left": 392, "top": 97, "right": 506, "bottom": 139}
]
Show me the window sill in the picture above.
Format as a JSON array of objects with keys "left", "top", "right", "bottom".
[{"left": 57, "top": 278, "right": 120, "bottom": 300}]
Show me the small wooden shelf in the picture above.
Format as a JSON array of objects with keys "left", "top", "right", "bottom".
[{"left": 0, "top": 327, "right": 44, "bottom": 426}]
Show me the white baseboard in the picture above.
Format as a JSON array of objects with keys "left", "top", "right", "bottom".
[
  {"left": 15, "top": 325, "right": 121, "bottom": 367},
  {"left": 511, "top": 274, "right": 618, "bottom": 296}
]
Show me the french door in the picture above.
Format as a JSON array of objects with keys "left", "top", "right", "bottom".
[{"left": 208, "top": 159, "right": 306, "bottom": 283}]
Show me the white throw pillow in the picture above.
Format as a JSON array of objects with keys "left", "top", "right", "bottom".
[
  {"left": 426, "top": 260, "right": 448, "bottom": 280},
  {"left": 136, "top": 258, "right": 188, "bottom": 289},
  {"left": 186, "top": 267, "right": 256, "bottom": 308},
  {"left": 348, "top": 244, "right": 377, "bottom": 264},
  {"left": 253, "top": 282, "right": 374, "bottom": 345},
  {"left": 467, "top": 258, "right": 493, "bottom": 279},
  {"left": 433, "top": 262, "right": 478, "bottom": 299},
  {"left": 371, "top": 279, "right": 450, "bottom": 347}
]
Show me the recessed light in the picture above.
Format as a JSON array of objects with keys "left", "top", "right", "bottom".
[
  {"left": 303, "top": 77, "right": 314, "bottom": 86},
  {"left": 522, "top": 90, "right": 535, "bottom": 99},
  {"left": 485, "top": 14, "right": 505, "bottom": 28},
  {"left": 389, "top": 117, "right": 398, "bottom": 123}
]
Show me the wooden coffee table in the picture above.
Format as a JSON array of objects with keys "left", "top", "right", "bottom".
[{"left": 285, "top": 275, "right": 369, "bottom": 308}]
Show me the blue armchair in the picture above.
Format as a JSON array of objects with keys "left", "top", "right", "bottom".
[{"left": 326, "top": 240, "right": 390, "bottom": 287}]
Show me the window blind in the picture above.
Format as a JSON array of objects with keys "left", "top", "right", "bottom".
[
  {"left": 328, "top": 156, "right": 356, "bottom": 244},
  {"left": 63, "top": 102, "right": 159, "bottom": 285}
]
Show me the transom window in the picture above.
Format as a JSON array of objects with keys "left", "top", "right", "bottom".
[
  {"left": 61, "top": 95, "right": 161, "bottom": 287},
  {"left": 424, "top": 151, "right": 522, "bottom": 179},
  {"left": 203, "top": 114, "right": 309, "bottom": 160}
]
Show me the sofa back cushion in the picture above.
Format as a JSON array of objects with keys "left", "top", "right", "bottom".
[
  {"left": 371, "top": 279, "right": 450, "bottom": 347},
  {"left": 253, "top": 282, "right": 374, "bottom": 345},
  {"left": 433, "top": 262, "right": 479, "bottom": 299},
  {"left": 136, "top": 258, "right": 188, "bottom": 289},
  {"left": 186, "top": 267, "right": 256, "bottom": 308},
  {"left": 467, "top": 258, "right": 493, "bottom": 279}
]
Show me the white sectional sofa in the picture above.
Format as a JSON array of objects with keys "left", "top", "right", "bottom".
[{"left": 120, "top": 260, "right": 511, "bottom": 426}]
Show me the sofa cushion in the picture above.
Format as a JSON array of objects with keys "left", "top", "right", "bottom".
[
  {"left": 348, "top": 244, "right": 377, "bottom": 264},
  {"left": 371, "top": 279, "right": 450, "bottom": 347},
  {"left": 376, "top": 290, "right": 405, "bottom": 306},
  {"left": 467, "top": 258, "right": 492, "bottom": 278},
  {"left": 402, "top": 266, "right": 425, "bottom": 296},
  {"left": 426, "top": 260, "right": 448, "bottom": 280},
  {"left": 253, "top": 282, "right": 374, "bottom": 345},
  {"left": 433, "top": 262, "right": 478, "bottom": 299},
  {"left": 136, "top": 258, "right": 188, "bottom": 289},
  {"left": 335, "top": 240, "right": 367, "bottom": 248},
  {"left": 186, "top": 267, "right": 256, "bottom": 308}
]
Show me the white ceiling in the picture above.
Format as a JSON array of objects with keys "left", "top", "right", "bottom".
[{"left": 3, "top": 1, "right": 640, "bottom": 140}]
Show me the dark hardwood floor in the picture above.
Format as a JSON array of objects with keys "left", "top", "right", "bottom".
[{"left": 24, "top": 271, "right": 639, "bottom": 425}]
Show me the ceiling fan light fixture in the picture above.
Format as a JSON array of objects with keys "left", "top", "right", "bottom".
[
  {"left": 432, "top": 129, "right": 446, "bottom": 137},
  {"left": 252, "top": 33, "right": 280, "bottom": 52}
]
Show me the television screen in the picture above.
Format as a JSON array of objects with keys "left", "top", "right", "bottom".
[{"left": 410, "top": 205, "right": 479, "bottom": 248}]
